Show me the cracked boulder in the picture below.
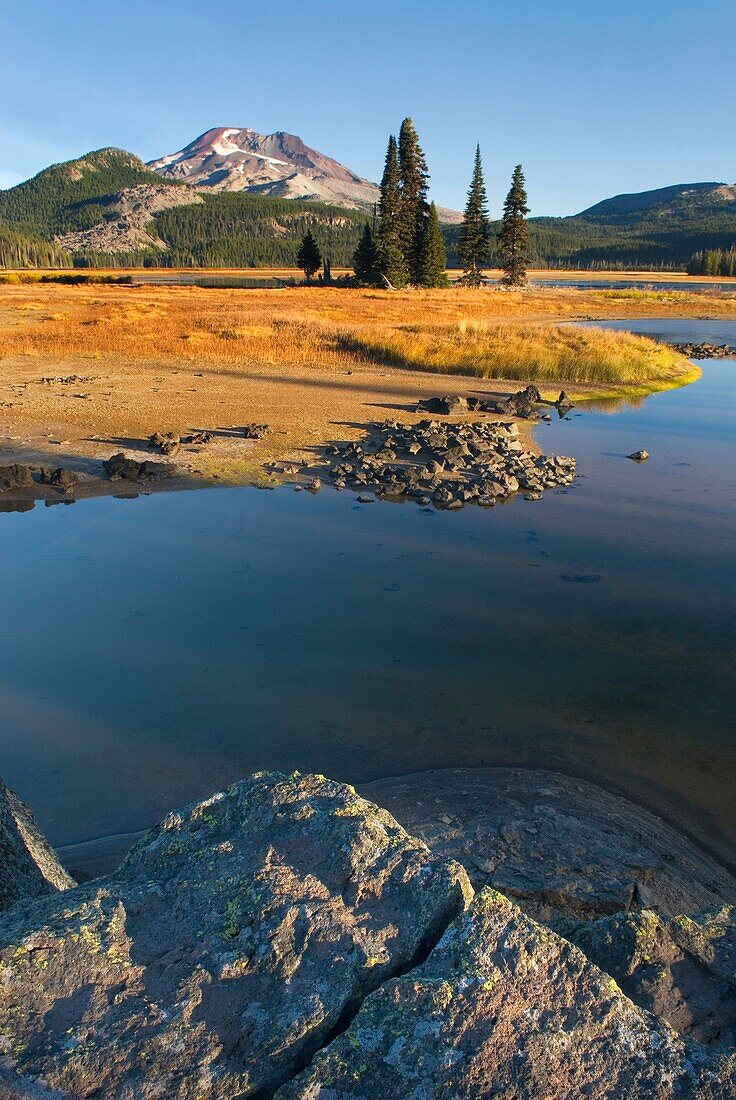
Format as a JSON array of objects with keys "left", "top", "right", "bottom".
[
  {"left": 0, "top": 772, "right": 471, "bottom": 1099},
  {"left": 279, "top": 889, "right": 736, "bottom": 1100},
  {"left": 0, "top": 777, "right": 74, "bottom": 912}
]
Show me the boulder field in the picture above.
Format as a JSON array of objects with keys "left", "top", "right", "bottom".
[{"left": 0, "top": 770, "right": 733, "bottom": 1099}]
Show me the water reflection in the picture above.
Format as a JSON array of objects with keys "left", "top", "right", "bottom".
[{"left": 0, "top": 320, "right": 734, "bottom": 870}]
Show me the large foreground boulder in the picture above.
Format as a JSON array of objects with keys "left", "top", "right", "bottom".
[
  {"left": 0, "top": 772, "right": 470, "bottom": 1098},
  {"left": 0, "top": 777, "right": 73, "bottom": 912},
  {"left": 279, "top": 889, "right": 736, "bottom": 1099}
]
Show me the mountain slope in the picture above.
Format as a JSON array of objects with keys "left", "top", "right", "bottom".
[
  {"left": 0, "top": 148, "right": 169, "bottom": 240},
  {"left": 149, "top": 127, "right": 380, "bottom": 210},
  {"left": 578, "top": 181, "right": 736, "bottom": 222}
]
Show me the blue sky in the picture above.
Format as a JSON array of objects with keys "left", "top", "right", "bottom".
[{"left": 1, "top": 0, "right": 734, "bottom": 215}]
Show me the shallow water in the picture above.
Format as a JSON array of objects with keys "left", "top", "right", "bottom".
[{"left": 1, "top": 319, "right": 734, "bottom": 862}]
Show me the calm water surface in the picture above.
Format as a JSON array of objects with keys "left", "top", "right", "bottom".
[{"left": 1, "top": 320, "right": 734, "bottom": 862}]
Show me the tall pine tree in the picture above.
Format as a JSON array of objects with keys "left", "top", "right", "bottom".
[
  {"left": 353, "top": 222, "right": 380, "bottom": 285},
  {"left": 296, "top": 229, "right": 322, "bottom": 282},
  {"left": 498, "top": 165, "right": 530, "bottom": 286},
  {"left": 418, "top": 203, "right": 448, "bottom": 287},
  {"left": 458, "top": 144, "right": 490, "bottom": 286},
  {"left": 377, "top": 135, "right": 408, "bottom": 288},
  {"left": 398, "top": 117, "right": 429, "bottom": 284}
]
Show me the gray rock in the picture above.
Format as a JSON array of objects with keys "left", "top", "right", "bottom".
[
  {"left": 0, "top": 772, "right": 470, "bottom": 1099},
  {"left": 0, "top": 777, "right": 73, "bottom": 912},
  {"left": 280, "top": 889, "right": 735, "bottom": 1099},
  {"left": 628, "top": 449, "right": 650, "bottom": 461}
]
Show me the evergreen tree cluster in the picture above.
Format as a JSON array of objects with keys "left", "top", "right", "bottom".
[
  {"left": 352, "top": 118, "right": 448, "bottom": 288},
  {"left": 688, "top": 244, "right": 736, "bottom": 276}
]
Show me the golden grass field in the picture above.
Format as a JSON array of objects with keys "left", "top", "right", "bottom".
[{"left": 0, "top": 276, "right": 733, "bottom": 483}]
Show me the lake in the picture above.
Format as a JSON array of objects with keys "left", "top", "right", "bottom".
[{"left": 1, "top": 319, "right": 734, "bottom": 867}]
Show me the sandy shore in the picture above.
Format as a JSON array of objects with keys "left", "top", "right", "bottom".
[{"left": 2, "top": 278, "right": 732, "bottom": 501}]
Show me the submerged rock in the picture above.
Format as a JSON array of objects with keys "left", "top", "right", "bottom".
[
  {"left": 0, "top": 772, "right": 470, "bottom": 1099},
  {"left": 0, "top": 777, "right": 74, "bottom": 912},
  {"left": 363, "top": 768, "right": 736, "bottom": 921},
  {"left": 280, "top": 889, "right": 735, "bottom": 1099}
]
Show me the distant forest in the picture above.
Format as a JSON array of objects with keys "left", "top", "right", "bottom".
[{"left": 0, "top": 145, "right": 735, "bottom": 272}]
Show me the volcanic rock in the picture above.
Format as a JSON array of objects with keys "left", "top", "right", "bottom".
[
  {"left": 0, "top": 776, "right": 73, "bottom": 912},
  {"left": 0, "top": 773, "right": 470, "bottom": 1099}
]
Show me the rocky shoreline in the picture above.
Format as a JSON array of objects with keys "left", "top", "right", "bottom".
[
  {"left": 1, "top": 767, "right": 734, "bottom": 1097},
  {"left": 0, "top": 388, "right": 578, "bottom": 513},
  {"left": 673, "top": 342, "right": 736, "bottom": 360}
]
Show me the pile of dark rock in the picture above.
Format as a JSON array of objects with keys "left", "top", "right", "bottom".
[
  {"left": 674, "top": 342, "right": 736, "bottom": 360},
  {"left": 104, "top": 453, "right": 175, "bottom": 481},
  {"left": 148, "top": 429, "right": 215, "bottom": 455},
  {"left": 148, "top": 424, "right": 272, "bottom": 455},
  {"left": 324, "top": 417, "right": 576, "bottom": 507},
  {"left": 417, "top": 387, "right": 574, "bottom": 419},
  {"left": 0, "top": 462, "right": 79, "bottom": 495}
]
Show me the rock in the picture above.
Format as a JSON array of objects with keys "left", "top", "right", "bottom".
[
  {"left": 0, "top": 776, "right": 74, "bottom": 912},
  {"left": 557, "top": 389, "right": 574, "bottom": 408},
  {"left": 185, "top": 430, "right": 214, "bottom": 446},
  {"left": 0, "top": 772, "right": 470, "bottom": 1099},
  {"left": 673, "top": 342, "right": 736, "bottom": 360},
  {"left": 104, "top": 453, "right": 175, "bottom": 481},
  {"left": 280, "top": 889, "right": 735, "bottom": 1099},
  {"left": 36, "top": 467, "right": 78, "bottom": 492},
  {"left": 556, "top": 907, "right": 736, "bottom": 1050},
  {"left": 307, "top": 477, "right": 321, "bottom": 493},
  {"left": 356, "top": 494, "right": 374, "bottom": 503},
  {"left": 0, "top": 464, "right": 33, "bottom": 492},
  {"left": 361, "top": 768, "right": 736, "bottom": 922},
  {"left": 494, "top": 385, "right": 543, "bottom": 418},
  {"left": 242, "top": 423, "right": 272, "bottom": 439},
  {"left": 417, "top": 395, "right": 468, "bottom": 415},
  {"left": 628, "top": 449, "right": 650, "bottom": 461},
  {"left": 149, "top": 431, "right": 180, "bottom": 455}
]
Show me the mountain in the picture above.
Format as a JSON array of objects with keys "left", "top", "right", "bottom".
[
  {"left": 577, "top": 181, "right": 736, "bottom": 222},
  {"left": 449, "top": 180, "right": 736, "bottom": 270},
  {"left": 1, "top": 146, "right": 734, "bottom": 270},
  {"left": 148, "top": 127, "right": 381, "bottom": 211},
  {"left": 0, "top": 149, "right": 168, "bottom": 240}
]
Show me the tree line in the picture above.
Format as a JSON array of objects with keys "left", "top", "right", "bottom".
[
  {"left": 687, "top": 245, "right": 736, "bottom": 276},
  {"left": 296, "top": 118, "right": 531, "bottom": 288}
]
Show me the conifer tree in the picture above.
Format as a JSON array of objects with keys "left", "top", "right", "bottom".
[
  {"left": 398, "top": 117, "right": 429, "bottom": 283},
  {"left": 353, "top": 222, "right": 380, "bottom": 285},
  {"left": 458, "top": 144, "right": 490, "bottom": 286},
  {"left": 498, "top": 165, "right": 530, "bottom": 286},
  {"left": 296, "top": 229, "right": 322, "bottom": 282},
  {"left": 377, "top": 135, "right": 408, "bottom": 288},
  {"left": 418, "top": 203, "right": 448, "bottom": 287}
]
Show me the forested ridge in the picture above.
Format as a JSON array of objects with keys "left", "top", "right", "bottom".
[{"left": 1, "top": 145, "right": 734, "bottom": 272}]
